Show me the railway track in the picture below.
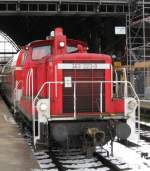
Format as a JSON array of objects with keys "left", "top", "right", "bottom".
[
  {"left": 33, "top": 147, "right": 132, "bottom": 171},
  {"left": 18, "top": 120, "right": 150, "bottom": 171},
  {"left": 18, "top": 120, "right": 131, "bottom": 171},
  {"left": 10, "top": 112, "right": 150, "bottom": 171},
  {"left": 23, "top": 130, "right": 131, "bottom": 171}
]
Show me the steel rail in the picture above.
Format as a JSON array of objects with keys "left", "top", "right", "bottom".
[{"left": 94, "top": 152, "right": 130, "bottom": 171}]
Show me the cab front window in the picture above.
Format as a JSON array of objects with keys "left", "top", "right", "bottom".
[
  {"left": 32, "top": 45, "right": 51, "bottom": 60},
  {"left": 67, "top": 46, "right": 78, "bottom": 53}
]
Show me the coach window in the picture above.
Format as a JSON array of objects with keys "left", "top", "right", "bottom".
[{"left": 32, "top": 45, "right": 51, "bottom": 60}]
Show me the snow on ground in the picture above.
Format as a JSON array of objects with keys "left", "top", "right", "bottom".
[{"left": 103, "top": 141, "right": 150, "bottom": 171}]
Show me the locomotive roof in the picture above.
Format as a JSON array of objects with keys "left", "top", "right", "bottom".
[
  {"left": 28, "top": 39, "right": 52, "bottom": 47},
  {"left": 27, "top": 38, "right": 87, "bottom": 48}
]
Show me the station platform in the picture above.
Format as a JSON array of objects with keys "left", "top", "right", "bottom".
[{"left": 0, "top": 96, "right": 40, "bottom": 171}]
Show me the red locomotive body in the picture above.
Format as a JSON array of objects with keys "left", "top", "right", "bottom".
[{"left": 1, "top": 28, "right": 140, "bottom": 152}]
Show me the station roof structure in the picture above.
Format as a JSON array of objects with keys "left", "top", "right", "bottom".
[
  {"left": 0, "top": 0, "right": 144, "bottom": 64},
  {"left": 0, "top": 0, "right": 128, "bottom": 16},
  {"left": 0, "top": 30, "right": 19, "bottom": 64}
]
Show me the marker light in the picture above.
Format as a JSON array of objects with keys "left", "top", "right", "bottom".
[
  {"left": 40, "top": 103, "right": 48, "bottom": 111},
  {"left": 50, "top": 31, "right": 55, "bottom": 37},
  {"left": 59, "top": 41, "right": 65, "bottom": 48},
  {"left": 128, "top": 100, "right": 137, "bottom": 110}
]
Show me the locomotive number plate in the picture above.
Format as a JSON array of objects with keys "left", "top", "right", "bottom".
[{"left": 57, "top": 63, "right": 110, "bottom": 70}]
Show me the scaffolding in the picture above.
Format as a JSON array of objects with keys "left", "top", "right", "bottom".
[{"left": 127, "top": 0, "right": 150, "bottom": 99}]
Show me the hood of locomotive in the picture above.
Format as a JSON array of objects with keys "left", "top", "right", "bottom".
[{"left": 51, "top": 52, "right": 124, "bottom": 117}]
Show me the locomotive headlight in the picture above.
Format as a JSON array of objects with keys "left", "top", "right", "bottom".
[
  {"left": 36, "top": 99, "right": 50, "bottom": 123},
  {"left": 59, "top": 41, "right": 65, "bottom": 48},
  {"left": 39, "top": 103, "right": 48, "bottom": 111},
  {"left": 128, "top": 100, "right": 137, "bottom": 110}
]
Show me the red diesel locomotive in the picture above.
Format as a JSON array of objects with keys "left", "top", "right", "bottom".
[{"left": 1, "top": 28, "right": 139, "bottom": 152}]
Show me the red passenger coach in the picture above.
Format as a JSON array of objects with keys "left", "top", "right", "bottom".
[{"left": 1, "top": 28, "right": 140, "bottom": 153}]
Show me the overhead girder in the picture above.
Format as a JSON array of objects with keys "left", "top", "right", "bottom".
[{"left": 0, "top": 0, "right": 128, "bottom": 16}]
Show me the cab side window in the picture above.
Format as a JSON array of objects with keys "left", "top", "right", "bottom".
[
  {"left": 67, "top": 46, "right": 78, "bottom": 53},
  {"left": 20, "top": 51, "right": 27, "bottom": 66},
  {"left": 32, "top": 45, "right": 51, "bottom": 60}
]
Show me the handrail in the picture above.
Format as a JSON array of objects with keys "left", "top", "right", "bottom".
[
  {"left": 123, "top": 68, "right": 128, "bottom": 97},
  {"left": 33, "top": 80, "right": 140, "bottom": 117},
  {"left": 32, "top": 81, "right": 63, "bottom": 147},
  {"left": 100, "top": 82, "right": 103, "bottom": 113},
  {"left": 73, "top": 82, "right": 76, "bottom": 119},
  {"left": 26, "top": 69, "right": 33, "bottom": 102},
  {"left": 33, "top": 80, "right": 139, "bottom": 103},
  {"left": 114, "top": 70, "right": 119, "bottom": 98},
  {"left": 128, "top": 81, "right": 140, "bottom": 140},
  {"left": 25, "top": 68, "right": 35, "bottom": 145}
]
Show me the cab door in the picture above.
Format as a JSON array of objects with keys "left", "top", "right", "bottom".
[
  {"left": 30, "top": 45, "right": 51, "bottom": 97},
  {"left": 15, "top": 49, "right": 27, "bottom": 101}
]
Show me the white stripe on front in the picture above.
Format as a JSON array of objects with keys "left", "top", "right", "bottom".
[{"left": 57, "top": 63, "right": 110, "bottom": 70}]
